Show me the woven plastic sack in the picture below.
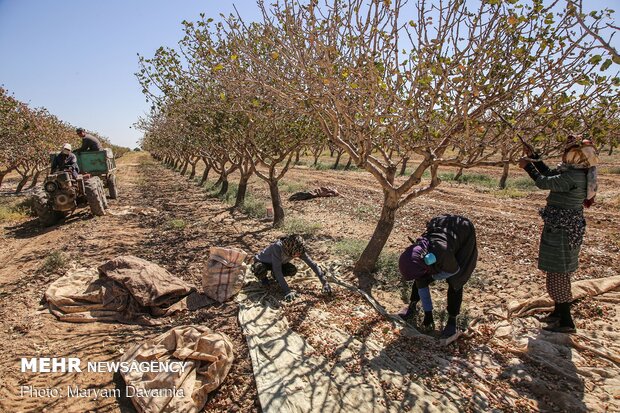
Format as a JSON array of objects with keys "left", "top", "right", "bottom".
[{"left": 203, "top": 247, "right": 248, "bottom": 303}]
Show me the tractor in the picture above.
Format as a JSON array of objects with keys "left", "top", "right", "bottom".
[{"left": 32, "top": 149, "right": 118, "bottom": 226}]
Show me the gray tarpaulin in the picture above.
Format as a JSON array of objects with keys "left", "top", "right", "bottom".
[{"left": 236, "top": 283, "right": 458, "bottom": 413}]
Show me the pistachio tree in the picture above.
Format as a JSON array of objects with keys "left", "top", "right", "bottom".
[{"left": 222, "top": 0, "right": 618, "bottom": 287}]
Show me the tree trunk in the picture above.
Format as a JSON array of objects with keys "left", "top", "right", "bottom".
[
  {"left": 29, "top": 170, "right": 43, "bottom": 189},
  {"left": 454, "top": 167, "right": 464, "bottom": 181},
  {"left": 332, "top": 151, "right": 342, "bottom": 169},
  {"left": 15, "top": 173, "right": 31, "bottom": 193},
  {"left": 218, "top": 176, "right": 229, "bottom": 197},
  {"left": 313, "top": 154, "right": 320, "bottom": 166},
  {"left": 188, "top": 160, "right": 197, "bottom": 180},
  {"left": 199, "top": 164, "right": 211, "bottom": 186},
  {"left": 235, "top": 174, "right": 250, "bottom": 208},
  {"left": 499, "top": 162, "right": 510, "bottom": 189},
  {"left": 344, "top": 157, "right": 352, "bottom": 170},
  {"left": 294, "top": 150, "right": 301, "bottom": 164},
  {"left": 268, "top": 180, "right": 285, "bottom": 227},
  {"left": 329, "top": 147, "right": 335, "bottom": 157},
  {"left": 353, "top": 194, "right": 399, "bottom": 292},
  {"left": 213, "top": 173, "right": 223, "bottom": 188},
  {"left": 609, "top": 145, "right": 614, "bottom": 156},
  {"left": 0, "top": 172, "right": 6, "bottom": 189},
  {"left": 180, "top": 160, "right": 189, "bottom": 176},
  {"left": 400, "top": 157, "right": 409, "bottom": 176}
]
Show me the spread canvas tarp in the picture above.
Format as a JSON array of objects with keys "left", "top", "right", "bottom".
[
  {"left": 120, "top": 325, "right": 235, "bottom": 413},
  {"left": 480, "top": 275, "right": 620, "bottom": 412},
  {"left": 238, "top": 262, "right": 620, "bottom": 412},
  {"left": 237, "top": 283, "right": 459, "bottom": 413},
  {"left": 202, "top": 247, "right": 248, "bottom": 303},
  {"left": 45, "top": 255, "right": 213, "bottom": 325},
  {"left": 506, "top": 274, "right": 620, "bottom": 317}
]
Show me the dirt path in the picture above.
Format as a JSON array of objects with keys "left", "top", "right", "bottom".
[
  {"left": 0, "top": 152, "right": 266, "bottom": 413},
  {"left": 2, "top": 151, "right": 619, "bottom": 412}
]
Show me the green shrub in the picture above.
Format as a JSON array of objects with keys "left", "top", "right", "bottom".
[
  {"left": 282, "top": 217, "right": 322, "bottom": 235},
  {"left": 167, "top": 219, "right": 187, "bottom": 230},
  {"left": 310, "top": 162, "right": 330, "bottom": 170},
  {"left": 241, "top": 195, "right": 267, "bottom": 218},
  {"left": 0, "top": 197, "right": 34, "bottom": 222},
  {"left": 219, "top": 183, "right": 239, "bottom": 204},
  {"left": 332, "top": 238, "right": 367, "bottom": 258},
  {"left": 206, "top": 181, "right": 268, "bottom": 218},
  {"left": 508, "top": 176, "right": 536, "bottom": 189},
  {"left": 331, "top": 239, "right": 401, "bottom": 285},
  {"left": 40, "top": 251, "right": 68, "bottom": 273},
  {"left": 601, "top": 166, "right": 620, "bottom": 174},
  {"left": 457, "top": 173, "right": 496, "bottom": 186},
  {"left": 281, "top": 181, "right": 306, "bottom": 193}
]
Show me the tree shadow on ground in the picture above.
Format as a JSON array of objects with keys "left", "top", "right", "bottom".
[
  {"left": 3, "top": 211, "right": 93, "bottom": 239},
  {"left": 371, "top": 321, "right": 587, "bottom": 411},
  {"left": 500, "top": 331, "right": 586, "bottom": 412}
]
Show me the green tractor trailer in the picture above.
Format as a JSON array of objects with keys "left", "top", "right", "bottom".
[
  {"left": 75, "top": 149, "right": 119, "bottom": 199},
  {"left": 33, "top": 149, "right": 119, "bottom": 226}
]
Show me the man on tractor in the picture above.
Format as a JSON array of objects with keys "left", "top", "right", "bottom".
[
  {"left": 51, "top": 143, "right": 79, "bottom": 179},
  {"left": 75, "top": 127, "right": 103, "bottom": 152}
]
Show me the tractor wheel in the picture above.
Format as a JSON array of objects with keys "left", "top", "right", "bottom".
[
  {"left": 85, "top": 177, "right": 106, "bottom": 217},
  {"left": 32, "top": 190, "right": 62, "bottom": 226},
  {"left": 107, "top": 174, "right": 119, "bottom": 199},
  {"left": 98, "top": 179, "right": 109, "bottom": 209}
]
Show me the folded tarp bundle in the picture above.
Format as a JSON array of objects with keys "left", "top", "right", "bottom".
[
  {"left": 120, "top": 325, "right": 235, "bottom": 413},
  {"left": 288, "top": 186, "right": 340, "bottom": 201},
  {"left": 45, "top": 255, "right": 212, "bottom": 325}
]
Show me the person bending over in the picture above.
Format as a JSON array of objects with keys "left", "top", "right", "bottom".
[
  {"left": 398, "top": 214, "right": 478, "bottom": 338},
  {"left": 252, "top": 234, "right": 332, "bottom": 301}
]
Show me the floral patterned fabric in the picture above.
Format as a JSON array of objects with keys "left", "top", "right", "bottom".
[{"left": 539, "top": 205, "right": 586, "bottom": 250}]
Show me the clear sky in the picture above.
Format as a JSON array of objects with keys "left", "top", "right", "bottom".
[
  {"left": 0, "top": 0, "right": 262, "bottom": 148},
  {"left": 1, "top": 0, "right": 618, "bottom": 148}
]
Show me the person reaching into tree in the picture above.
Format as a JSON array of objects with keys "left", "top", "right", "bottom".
[
  {"left": 398, "top": 214, "right": 478, "bottom": 339},
  {"left": 518, "top": 134, "right": 598, "bottom": 333},
  {"left": 252, "top": 234, "right": 332, "bottom": 301}
]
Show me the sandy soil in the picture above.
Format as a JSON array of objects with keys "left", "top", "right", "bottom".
[{"left": 1, "top": 150, "right": 619, "bottom": 412}]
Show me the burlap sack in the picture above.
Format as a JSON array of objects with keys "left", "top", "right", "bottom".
[{"left": 202, "top": 247, "right": 247, "bottom": 303}]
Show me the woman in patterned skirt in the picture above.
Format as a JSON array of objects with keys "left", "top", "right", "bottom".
[{"left": 518, "top": 135, "right": 599, "bottom": 333}]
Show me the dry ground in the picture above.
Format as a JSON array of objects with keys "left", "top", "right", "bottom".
[{"left": 0, "top": 150, "right": 619, "bottom": 412}]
